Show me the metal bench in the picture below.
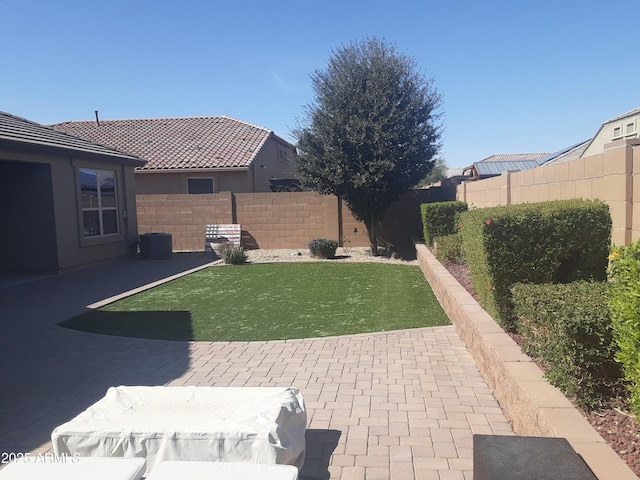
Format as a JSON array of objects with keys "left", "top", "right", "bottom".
[{"left": 205, "top": 224, "right": 241, "bottom": 253}]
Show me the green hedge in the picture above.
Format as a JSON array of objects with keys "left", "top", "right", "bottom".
[
  {"left": 512, "top": 281, "right": 620, "bottom": 409},
  {"left": 421, "top": 201, "right": 468, "bottom": 246},
  {"left": 433, "top": 234, "right": 465, "bottom": 265},
  {"left": 459, "top": 199, "right": 611, "bottom": 330},
  {"left": 608, "top": 242, "right": 640, "bottom": 417}
]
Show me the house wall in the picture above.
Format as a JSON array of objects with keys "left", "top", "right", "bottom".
[
  {"left": 136, "top": 188, "right": 443, "bottom": 252},
  {"left": 0, "top": 160, "right": 58, "bottom": 271},
  {"left": 135, "top": 170, "right": 255, "bottom": 195},
  {"left": 251, "top": 137, "right": 298, "bottom": 192},
  {"left": 583, "top": 112, "right": 640, "bottom": 157},
  {"left": 134, "top": 138, "right": 297, "bottom": 195},
  {"left": 0, "top": 148, "right": 141, "bottom": 272},
  {"left": 457, "top": 139, "right": 640, "bottom": 246}
]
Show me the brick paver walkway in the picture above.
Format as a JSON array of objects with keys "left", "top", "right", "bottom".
[{"left": 0, "top": 254, "right": 513, "bottom": 479}]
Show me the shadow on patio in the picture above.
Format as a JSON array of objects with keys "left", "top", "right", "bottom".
[{"left": 0, "top": 253, "right": 214, "bottom": 455}]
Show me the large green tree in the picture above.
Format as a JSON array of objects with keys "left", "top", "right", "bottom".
[{"left": 294, "top": 37, "right": 442, "bottom": 254}]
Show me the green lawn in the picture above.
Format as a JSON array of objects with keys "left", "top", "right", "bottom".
[{"left": 61, "top": 263, "right": 450, "bottom": 341}]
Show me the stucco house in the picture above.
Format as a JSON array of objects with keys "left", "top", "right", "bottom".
[
  {"left": 0, "top": 112, "right": 145, "bottom": 273},
  {"left": 582, "top": 107, "right": 640, "bottom": 157},
  {"left": 51, "top": 116, "right": 298, "bottom": 194}
]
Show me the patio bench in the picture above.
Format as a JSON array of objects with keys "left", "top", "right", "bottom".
[{"left": 205, "top": 224, "right": 241, "bottom": 253}]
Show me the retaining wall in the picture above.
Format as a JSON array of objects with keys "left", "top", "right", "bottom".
[{"left": 416, "top": 243, "right": 638, "bottom": 480}]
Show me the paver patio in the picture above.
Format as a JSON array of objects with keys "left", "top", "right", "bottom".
[{"left": 0, "top": 253, "right": 513, "bottom": 479}]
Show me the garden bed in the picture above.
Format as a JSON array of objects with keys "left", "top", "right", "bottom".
[{"left": 443, "top": 261, "right": 640, "bottom": 477}]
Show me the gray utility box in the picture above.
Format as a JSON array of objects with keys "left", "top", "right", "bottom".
[
  {"left": 139, "top": 233, "right": 172, "bottom": 260},
  {"left": 473, "top": 434, "right": 598, "bottom": 480}
]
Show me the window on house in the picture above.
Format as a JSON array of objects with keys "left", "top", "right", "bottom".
[
  {"left": 187, "top": 178, "right": 214, "bottom": 194},
  {"left": 80, "top": 169, "right": 118, "bottom": 237},
  {"left": 626, "top": 122, "right": 636, "bottom": 136},
  {"left": 613, "top": 126, "right": 622, "bottom": 139}
]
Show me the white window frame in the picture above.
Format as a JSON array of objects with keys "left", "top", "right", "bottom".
[
  {"left": 612, "top": 124, "right": 623, "bottom": 140},
  {"left": 625, "top": 119, "right": 637, "bottom": 137},
  {"left": 79, "top": 168, "right": 119, "bottom": 238}
]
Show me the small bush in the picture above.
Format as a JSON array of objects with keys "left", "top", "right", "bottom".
[
  {"left": 512, "top": 281, "right": 620, "bottom": 410},
  {"left": 433, "top": 234, "right": 465, "bottom": 265},
  {"left": 308, "top": 238, "right": 338, "bottom": 258},
  {"left": 421, "top": 201, "right": 468, "bottom": 246},
  {"left": 222, "top": 245, "right": 248, "bottom": 265},
  {"left": 459, "top": 199, "right": 611, "bottom": 330},
  {"left": 608, "top": 242, "right": 640, "bottom": 417}
]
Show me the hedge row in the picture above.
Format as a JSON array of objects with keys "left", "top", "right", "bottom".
[
  {"left": 420, "top": 201, "right": 467, "bottom": 246},
  {"left": 512, "top": 281, "right": 620, "bottom": 409},
  {"left": 608, "top": 242, "right": 640, "bottom": 418},
  {"left": 458, "top": 199, "right": 611, "bottom": 331}
]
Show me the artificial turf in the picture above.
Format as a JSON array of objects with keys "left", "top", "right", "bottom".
[{"left": 61, "top": 262, "right": 450, "bottom": 341}]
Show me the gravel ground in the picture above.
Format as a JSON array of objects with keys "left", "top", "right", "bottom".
[{"left": 244, "top": 247, "right": 418, "bottom": 265}]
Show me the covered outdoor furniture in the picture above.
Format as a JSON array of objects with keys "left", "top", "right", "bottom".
[
  {"left": 145, "top": 461, "right": 299, "bottom": 480},
  {"left": 51, "top": 386, "right": 306, "bottom": 475},
  {"left": 0, "top": 456, "right": 146, "bottom": 480}
]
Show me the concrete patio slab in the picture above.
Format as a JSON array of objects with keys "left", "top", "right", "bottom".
[{"left": 0, "top": 249, "right": 595, "bottom": 480}]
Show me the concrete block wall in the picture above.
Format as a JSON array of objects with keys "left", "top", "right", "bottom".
[
  {"left": 234, "top": 192, "right": 352, "bottom": 249},
  {"left": 458, "top": 142, "right": 640, "bottom": 246},
  {"left": 137, "top": 187, "right": 443, "bottom": 252},
  {"left": 136, "top": 191, "right": 370, "bottom": 251}
]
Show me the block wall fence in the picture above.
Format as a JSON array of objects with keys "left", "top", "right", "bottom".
[
  {"left": 136, "top": 188, "right": 442, "bottom": 252},
  {"left": 457, "top": 140, "right": 640, "bottom": 246}
]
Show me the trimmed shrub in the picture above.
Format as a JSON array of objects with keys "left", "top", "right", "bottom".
[
  {"left": 433, "top": 234, "right": 465, "bottom": 265},
  {"left": 222, "top": 245, "right": 248, "bottom": 265},
  {"left": 421, "top": 201, "right": 468, "bottom": 246},
  {"left": 608, "top": 242, "right": 640, "bottom": 417},
  {"left": 459, "top": 199, "right": 611, "bottom": 330},
  {"left": 512, "top": 281, "right": 620, "bottom": 410},
  {"left": 308, "top": 238, "right": 338, "bottom": 258}
]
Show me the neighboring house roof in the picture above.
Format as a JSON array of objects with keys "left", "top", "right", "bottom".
[
  {"left": 478, "top": 153, "right": 549, "bottom": 163},
  {"left": 474, "top": 160, "right": 541, "bottom": 177},
  {"left": 537, "top": 140, "right": 590, "bottom": 165},
  {"left": 463, "top": 152, "right": 549, "bottom": 179},
  {"left": 51, "top": 116, "right": 292, "bottom": 171},
  {"left": 0, "top": 111, "right": 145, "bottom": 166}
]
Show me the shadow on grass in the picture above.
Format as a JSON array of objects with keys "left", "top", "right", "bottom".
[{"left": 60, "top": 310, "right": 194, "bottom": 341}]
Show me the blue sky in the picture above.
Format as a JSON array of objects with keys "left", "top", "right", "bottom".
[{"left": 2, "top": 0, "right": 638, "bottom": 168}]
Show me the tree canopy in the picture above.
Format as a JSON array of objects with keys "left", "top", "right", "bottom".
[{"left": 294, "top": 37, "right": 442, "bottom": 253}]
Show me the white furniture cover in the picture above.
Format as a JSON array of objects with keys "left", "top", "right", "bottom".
[
  {"left": 51, "top": 386, "right": 306, "bottom": 475},
  {"left": 145, "top": 461, "right": 298, "bottom": 480},
  {"left": 0, "top": 457, "right": 146, "bottom": 480}
]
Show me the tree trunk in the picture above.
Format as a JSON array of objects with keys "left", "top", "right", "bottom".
[{"left": 368, "top": 213, "right": 379, "bottom": 255}]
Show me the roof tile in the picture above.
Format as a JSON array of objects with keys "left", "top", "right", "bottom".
[
  {"left": 0, "top": 111, "right": 145, "bottom": 165},
  {"left": 51, "top": 116, "right": 279, "bottom": 170}
]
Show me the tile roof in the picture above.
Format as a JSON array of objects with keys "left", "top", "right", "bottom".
[
  {"left": 0, "top": 111, "right": 145, "bottom": 165},
  {"left": 51, "top": 116, "right": 283, "bottom": 171}
]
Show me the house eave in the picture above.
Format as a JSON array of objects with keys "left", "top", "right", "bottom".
[{"left": 135, "top": 166, "right": 251, "bottom": 173}]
